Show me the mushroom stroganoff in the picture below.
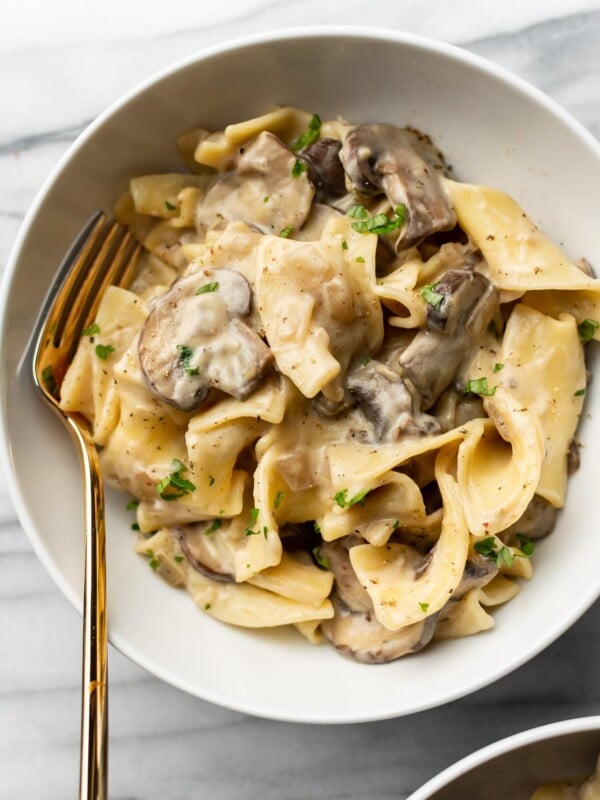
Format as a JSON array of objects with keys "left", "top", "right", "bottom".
[{"left": 59, "top": 107, "right": 599, "bottom": 663}]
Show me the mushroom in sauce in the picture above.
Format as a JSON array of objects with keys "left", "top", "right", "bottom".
[
  {"left": 339, "top": 124, "right": 456, "bottom": 248},
  {"left": 399, "top": 268, "right": 497, "bottom": 409},
  {"left": 319, "top": 538, "right": 436, "bottom": 663},
  {"left": 138, "top": 267, "right": 273, "bottom": 411},
  {"left": 195, "top": 131, "right": 315, "bottom": 235}
]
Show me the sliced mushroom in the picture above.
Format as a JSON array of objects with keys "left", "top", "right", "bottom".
[
  {"left": 300, "top": 138, "right": 347, "bottom": 202},
  {"left": 320, "top": 537, "right": 373, "bottom": 615},
  {"left": 319, "top": 537, "right": 436, "bottom": 663},
  {"left": 173, "top": 524, "right": 235, "bottom": 583},
  {"left": 399, "top": 269, "right": 497, "bottom": 409},
  {"left": 322, "top": 592, "right": 437, "bottom": 664},
  {"left": 498, "top": 495, "right": 557, "bottom": 546},
  {"left": 346, "top": 359, "right": 441, "bottom": 441},
  {"left": 195, "top": 131, "right": 314, "bottom": 235},
  {"left": 339, "top": 124, "right": 456, "bottom": 248},
  {"left": 138, "top": 267, "right": 273, "bottom": 411},
  {"left": 454, "top": 555, "right": 499, "bottom": 601}
]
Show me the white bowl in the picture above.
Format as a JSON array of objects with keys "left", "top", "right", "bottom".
[
  {"left": 1, "top": 28, "right": 599, "bottom": 723},
  {"left": 407, "top": 716, "right": 600, "bottom": 799}
]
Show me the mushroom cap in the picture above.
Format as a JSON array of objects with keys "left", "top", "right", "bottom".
[
  {"left": 339, "top": 123, "right": 456, "bottom": 248},
  {"left": 138, "top": 267, "right": 273, "bottom": 411}
]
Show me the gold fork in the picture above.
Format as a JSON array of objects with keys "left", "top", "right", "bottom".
[{"left": 32, "top": 212, "right": 141, "bottom": 800}]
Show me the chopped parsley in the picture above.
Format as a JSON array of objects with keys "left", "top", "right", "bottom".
[
  {"left": 250, "top": 508, "right": 259, "bottom": 523},
  {"left": 577, "top": 318, "right": 599, "bottom": 343},
  {"left": 131, "top": 523, "right": 140, "bottom": 531},
  {"left": 515, "top": 533, "right": 535, "bottom": 556},
  {"left": 146, "top": 549, "right": 159, "bottom": 570},
  {"left": 81, "top": 323, "right": 100, "bottom": 337},
  {"left": 341, "top": 239, "right": 348, "bottom": 250},
  {"left": 360, "top": 355, "right": 371, "bottom": 367},
  {"left": 274, "top": 490, "right": 285, "bottom": 510},
  {"left": 349, "top": 204, "right": 408, "bottom": 236},
  {"left": 334, "top": 489, "right": 348, "bottom": 508},
  {"left": 174, "top": 554, "right": 185, "bottom": 563},
  {"left": 204, "top": 603, "right": 211, "bottom": 610},
  {"left": 347, "top": 204, "right": 369, "bottom": 220},
  {"left": 208, "top": 475, "right": 215, "bottom": 487},
  {"left": 419, "top": 602, "right": 430, "bottom": 613},
  {"left": 334, "top": 487, "right": 372, "bottom": 508},
  {"left": 176, "top": 344, "right": 199, "bottom": 376},
  {"left": 312, "top": 546, "right": 330, "bottom": 570},
  {"left": 355, "top": 256, "right": 365, "bottom": 263},
  {"left": 156, "top": 458, "right": 196, "bottom": 501},
  {"left": 313, "top": 521, "right": 321, "bottom": 534},
  {"left": 279, "top": 225, "right": 293, "bottom": 238},
  {"left": 204, "top": 519, "right": 222, "bottom": 535},
  {"left": 126, "top": 499, "right": 139, "bottom": 511},
  {"left": 41, "top": 365, "right": 57, "bottom": 396},
  {"left": 464, "top": 377, "right": 497, "bottom": 397},
  {"left": 244, "top": 528, "right": 260, "bottom": 536},
  {"left": 493, "top": 363, "right": 504, "bottom": 373},
  {"left": 291, "top": 158, "right": 308, "bottom": 178},
  {"left": 95, "top": 344, "right": 115, "bottom": 360},
  {"left": 196, "top": 281, "right": 219, "bottom": 295},
  {"left": 291, "top": 113, "right": 321, "bottom": 151},
  {"left": 420, "top": 283, "right": 445, "bottom": 311},
  {"left": 474, "top": 536, "right": 534, "bottom": 568},
  {"left": 263, "top": 195, "right": 270, "bottom": 203},
  {"left": 574, "top": 388, "right": 586, "bottom": 397},
  {"left": 164, "top": 200, "right": 177, "bottom": 211}
]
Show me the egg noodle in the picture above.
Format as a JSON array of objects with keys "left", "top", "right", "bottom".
[{"left": 59, "top": 107, "right": 599, "bottom": 663}]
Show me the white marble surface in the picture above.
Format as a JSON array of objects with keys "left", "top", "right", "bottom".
[{"left": 1, "top": 2, "right": 599, "bottom": 798}]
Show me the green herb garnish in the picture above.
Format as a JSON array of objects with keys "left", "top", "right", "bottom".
[
  {"left": 196, "top": 281, "right": 219, "bottom": 295},
  {"left": 41, "top": 365, "right": 57, "bottom": 396},
  {"left": 473, "top": 536, "right": 530, "bottom": 569},
  {"left": 126, "top": 499, "right": 139, "bottom": 511},
  {"left": 274, "top": 490, "right": 285, "bottom": 510},
  {"left": 577, "top": 318, "right": 599, "bottom": 343},
  {"left": 312, "top": 546, "right": 330, "bottom": 570},
  {"left": 464, "top": 377, "right": 497, "bottom": 397},
  {"left": 156, "top": 458, "right": 196, "bottom": 501},
  {"left": 515, "top": 533, "right": 535, "bottom": 556},
  {"left": 419, "top": 602, "right": 430, "bottom": 613},
  {"left": 279, "top": 226, "right": 293, "bottom": 238},
  {"left": 263, "top": 196, "right": 270, "bottom": 203},
  {"left": 361, "top": 355, "right": 371, "bottom": 367},
  {"left": 341, "top": 240, "right": 348, "bottom": 250},
  {"left": 176, "top": 344, "right": 199, "bottom": 376},
  {"left": 420, "top": 283, "right": 445, "bottom": 311},
  {"left": 291, "top": 113, "right": 321, "bottom": 151},
  {"left": 95, "top": 344, "right": 115, "bottom": 360},
  {"left": 350, "top": 204, "right": 408, "bottom": 236},
  {"left": 146, "top": 549, "right": 159, "bottom": 570},
  {"left": 493, "top": 363, "right": 504, "bottom": 373},
  {"left": 250, "top": 508, "right": 259, "bottom": 523},
  {"left": 355, "top": 256, "right": 365, "bottom": 263},
  {"left": 165, "top": 200, "right": 176, "bottom": 211},
  {"left": 205, "top": 519, "right": 222, "bottom": 535},
  {"left": 174, "top": 555, "right": 185, "bottom": 563},
  {"left": 131, "top": 523, "right": 140, "bottom": 531},
  {"left": 334, "top": 488, "right": 372, "bottom": 508},
  {"left": 291, "top": 158, "right": 308, "bottom": 178},
  {"left": 575, "top": 388, "right": 586, "bottom": 397},
  {"left": 334, "top": 489, "right": 348, "bottom": 508},
  {"left": 81, "top": 323, "right": 100, "bottom": 337},
  {"left": 347, "top": 204, "right": 369, "bottom": 220},
  {"left": 208, "top": 475, "right": 215, "bottom": 487},
  {"left": 204, "top": 603, "right": 211, "bottom": 610}
]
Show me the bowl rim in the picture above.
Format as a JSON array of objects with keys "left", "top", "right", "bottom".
[
  {"left": 1, "top": 26, "right": 599, "bottom": 723},
  {"left": 406, "top": 715, "right": 600, "bottom": 799}
]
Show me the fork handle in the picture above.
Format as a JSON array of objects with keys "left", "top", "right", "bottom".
[{"left": 67, "top": 417, "right": 108, "bottom": 800}]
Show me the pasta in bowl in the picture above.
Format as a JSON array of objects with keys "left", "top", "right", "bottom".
[{"left": 58, "top": 107, "right": 599, "bottom": 665}]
